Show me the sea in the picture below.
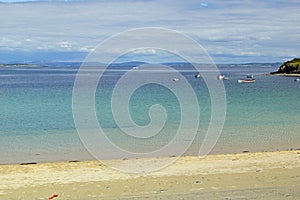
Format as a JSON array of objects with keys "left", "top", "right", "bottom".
[{"left": 0, "top": 63, "right": 299, "bottom": 164}]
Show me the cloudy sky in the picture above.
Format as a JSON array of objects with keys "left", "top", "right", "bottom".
[{"left": 0, "top": 0, "right": 299, "bottom": 63}]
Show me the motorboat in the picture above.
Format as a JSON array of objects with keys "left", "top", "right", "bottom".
[
  {"left": 238, "top": 74, "right": 256, "bottom": 83},
  {"left": 238, "top": 79, "right": 256, "bottom": 83}
]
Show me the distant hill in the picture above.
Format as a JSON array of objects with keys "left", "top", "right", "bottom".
[
  {"left": 0, "top": 63, "right": 38, "bottom": 68},
  {"left": 271, "top": 58, "right": 300, "bottom": 75}
]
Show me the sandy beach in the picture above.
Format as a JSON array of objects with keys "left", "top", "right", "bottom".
[{"left": 0, "top": 150, "right": 299, "bottom": 199}]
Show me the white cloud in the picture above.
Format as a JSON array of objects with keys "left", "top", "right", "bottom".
[
  {"left": 132, "top": 48, "right": 157, "bottom": 55},
  {"left": 59, "top": 41, "right": 72, "bottom": 50},
  {"left": 0, "top": 0, "right": 299, "bottom": 63},
  {"left": 79, "top": 46, "right": 94, "bottom": 52}
]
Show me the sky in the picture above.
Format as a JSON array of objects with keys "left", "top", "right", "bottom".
[{"left": 0, "top": 0, "right": 299, "bottom": 63}]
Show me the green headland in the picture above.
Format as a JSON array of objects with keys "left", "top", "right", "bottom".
[{"left": 271, "top": 58, "right": 300, "bottom": 75}]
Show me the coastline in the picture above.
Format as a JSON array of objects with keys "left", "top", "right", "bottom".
[
  {"left": 1, "top": 150, "right": 299, "bottom": 199},
  {"left": 267, "top": 73, "right": 300, "bottom": 77}
]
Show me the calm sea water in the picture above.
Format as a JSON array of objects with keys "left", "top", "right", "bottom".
[{"left": 0, "top": 63, "right": 299, "bottom": 164}]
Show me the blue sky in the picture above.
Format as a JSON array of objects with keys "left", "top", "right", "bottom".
[{"left": 0, "top": 0, "right": 299, "bottom": 63}]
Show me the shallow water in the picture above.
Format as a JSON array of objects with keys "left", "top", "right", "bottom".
[{"left": 0, "top": 63, "right": 299, "bottom": 164}]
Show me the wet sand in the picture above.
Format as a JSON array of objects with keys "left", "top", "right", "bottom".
[{"left": 0, "top": 150, "right": 300, "bottom": 199}]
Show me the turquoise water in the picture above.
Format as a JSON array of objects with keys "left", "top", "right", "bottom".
[{"left": 0, "top": 64, "right": 299, "bottom": 164}]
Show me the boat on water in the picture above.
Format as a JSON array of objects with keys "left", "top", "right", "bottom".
[
  {"left": 294, "top": 78, "right": 300, "bottom": 82},
  {"left": 247, "top": 74, "right": 254, "bottom": 79},
  {"left": 218, "top": 74, "right": 229, "bottom": 80},
  {"left": 238, "top": 74, "right": 255, "bottom": 83},
  {"left": 238, "top": 79, "right": 256, "bottom": 83},
  {"left": 195, "top": 73, "right": 201, "bottom": 78}
]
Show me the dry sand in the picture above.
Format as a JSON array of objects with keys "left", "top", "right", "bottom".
[{"left": 0, "top": 150, "right": 300, "bottom": 199}]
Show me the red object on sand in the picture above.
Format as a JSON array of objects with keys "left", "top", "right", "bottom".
[{"left": 48, "top": 194, "right": 58, "bottom": 199}]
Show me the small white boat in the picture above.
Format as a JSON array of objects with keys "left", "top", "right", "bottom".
[
  {"left": 238, "top": 79, "right": 256, "bottom": 83},
  {"left": 218, "top": 75, "right": 229, "bottom": 80},
  {"left": 195, "top": 73, "right": 201, "bottom": 78},
  {"left": 294, "top": 78, "right": 300, "bottom": 82},
  {"left": 173, "top": 78, "right": 179, "bottom": 82},
  {"left": 218, "top": 75, "right": 225, "bottom": 79}
]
